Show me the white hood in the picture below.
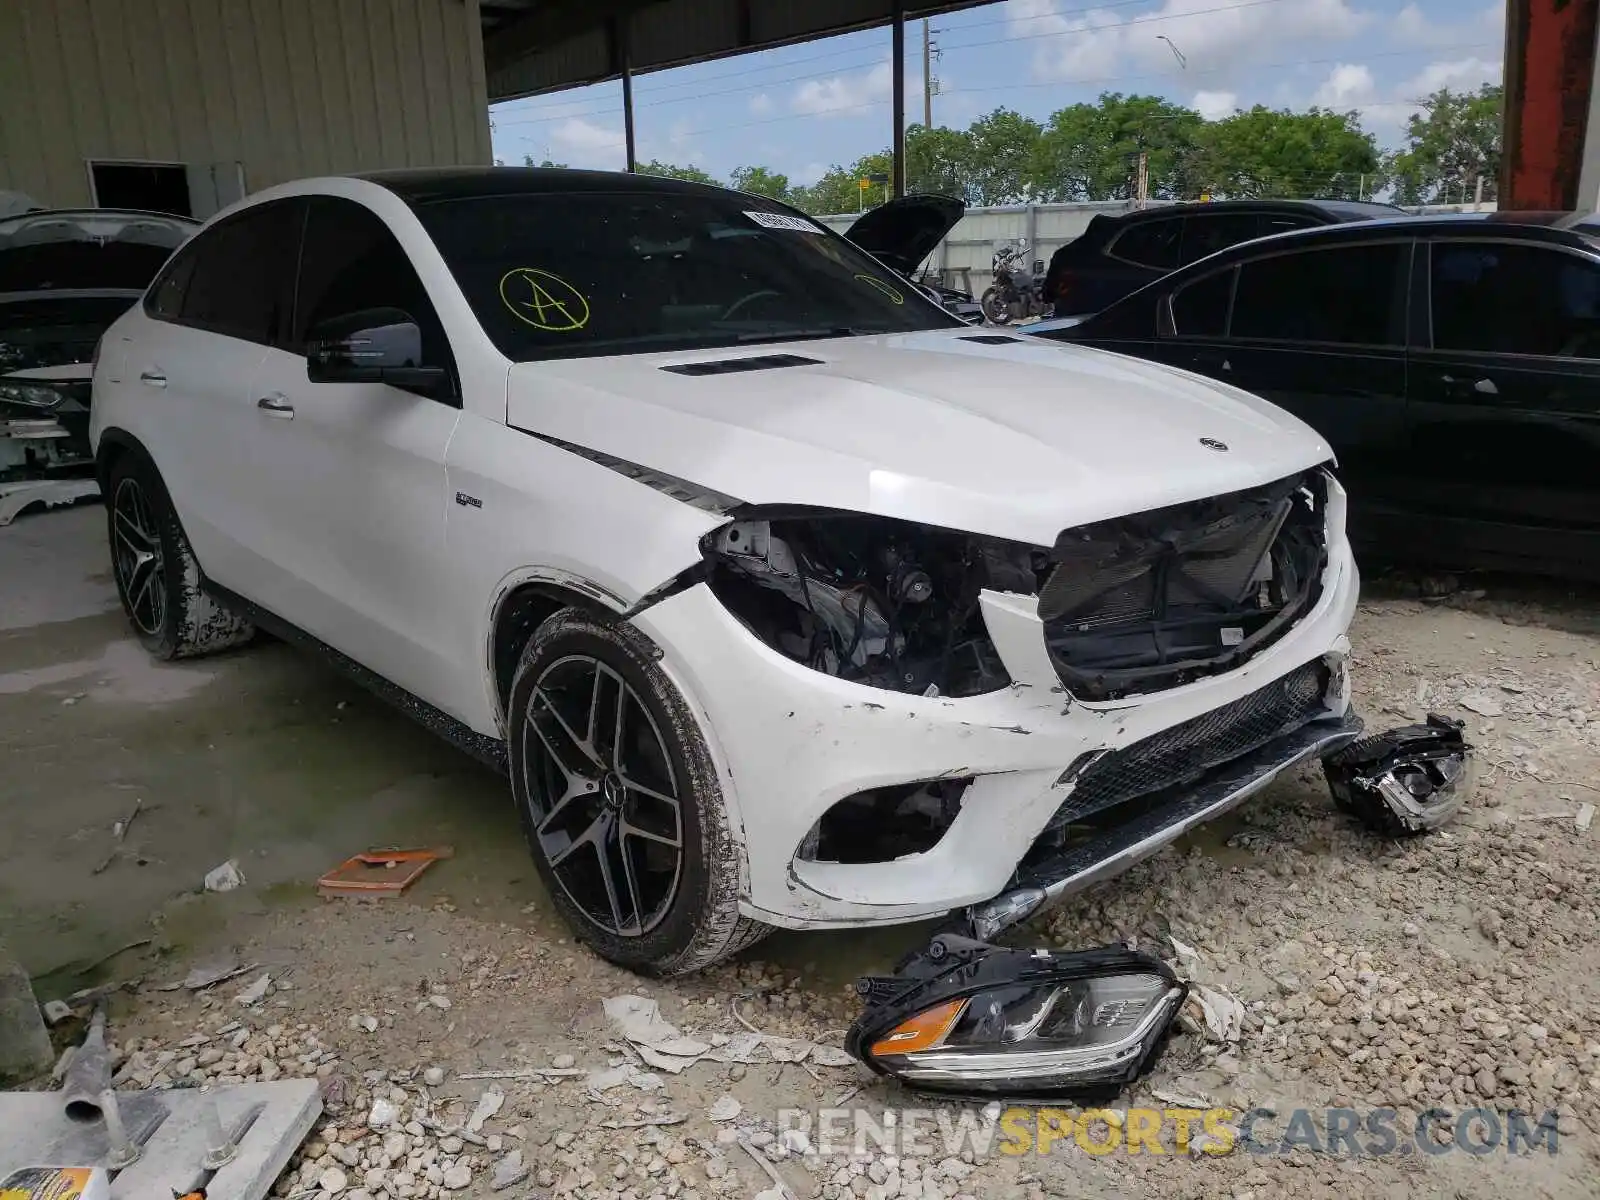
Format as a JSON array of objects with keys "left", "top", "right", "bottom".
[{"left": 506, "top": 329, "right": 1332, "bottom": 546}]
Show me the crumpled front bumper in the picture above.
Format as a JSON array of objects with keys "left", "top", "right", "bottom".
[{"left": 629, "top": 501, "right": 1361, "bottom": 931}]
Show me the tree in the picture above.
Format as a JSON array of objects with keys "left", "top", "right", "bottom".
[
  {"left": 1028, "top": 94, "right": 1203, "bottom": 201},
  {"left": 523, "top": 156, "right": 568, "bottom": 167},
  {"left": 793, "top": 151, "right": 893, "bottom": 215},
  {"left": 728, "top": 165, "right": 793, "bottom": 203},
  {"left": 905, "top": 125, "right": 978, "bottom": 200},
  {"left": 964, "top": 108, "right": 1042, "bottom": 204},
  {"left": 1385, "top": 85, "right": 1503, "bottom": 205},
  {"left": 636, "top": 160, "right": 723, "bottom": 186},
  {"left": 1191, "top": 106, "right": 1380, "bottom": 200}
]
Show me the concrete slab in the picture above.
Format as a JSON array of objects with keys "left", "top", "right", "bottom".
[{"left": 0, "top": 1081, "right": 320, "bottom": 1200}]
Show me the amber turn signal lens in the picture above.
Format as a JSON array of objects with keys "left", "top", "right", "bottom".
[{"left": 869, "top": 997, "right": 967, "bottom": 1056}]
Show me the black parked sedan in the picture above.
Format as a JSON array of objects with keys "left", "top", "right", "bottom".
[
  {"left": 1040, "top": 198, "right": 1407, "bottom": 319},
  {"left": 1029, "top": 212, "right": 1600, "bottom": 582}
]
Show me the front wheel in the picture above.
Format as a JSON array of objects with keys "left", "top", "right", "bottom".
[
  {"left": 506, "top": 608, "right": 768, "bottom": 975},
  {"left": 981, "top": 287, "right": 1013, "bottom": 325}
]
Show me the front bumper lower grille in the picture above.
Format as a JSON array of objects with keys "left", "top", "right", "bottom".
[{"left": 1048, "top": 658, "right": 1331, "bottom": 829}]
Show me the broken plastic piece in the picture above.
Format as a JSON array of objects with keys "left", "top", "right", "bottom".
[
  {"left": 1322, "top": 713, "right": 1474, "bottom": 835},
  {"left": 316, "top": 847, "right": 452, "bottom": 898}
]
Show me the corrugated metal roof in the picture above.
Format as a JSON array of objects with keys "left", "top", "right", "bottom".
[{"left": 481, "top": 0, "right": 1001, "bottom": 102}]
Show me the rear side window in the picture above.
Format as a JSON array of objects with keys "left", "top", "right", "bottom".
[
  {"left": 1169, "top": 268, "right": 1234, "bottom": 337},
  {"left": 1431, "top": 241, "right": 1600, "bottom": 358},
  {"left": 145, "top": 246, "right": 197, "bottom": 320},
  {"left": 178, "top": 200, "right": 301, "bottom": 344},
  {"left": 1180, "top": 214, "right": 1261, "bottom": 265},
  {"left": 1231, "top": 242, "right": 1407, "bottom": 346},
  {"left": 1109, "top": 218, "right": 1182, "bottom": 270}
]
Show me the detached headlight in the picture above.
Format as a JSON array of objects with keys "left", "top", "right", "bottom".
[
  {"left": 0, "top": 381, "right": 66, "bottom": 410},
  {"left": 1323, "top": 712, "right": 1474, "bottom": 835},
  {"left": 847, "top": 936, "right": 1186, "bottom": 1099}
]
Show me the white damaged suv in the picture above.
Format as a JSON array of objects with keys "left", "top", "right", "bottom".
[{"left": 91, "top": 169, "right": 1362, "bottom": 974}]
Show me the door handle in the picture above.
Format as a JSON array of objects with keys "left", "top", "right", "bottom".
[
  {"left": 1440, "top": 373, "right": 1498, "bottom": 396},
  {"left": 138, "top": 370, "right": 167, "bottom": 387},
  {"left": 256, "top": 394, "right": 295, "bottom": 418}
]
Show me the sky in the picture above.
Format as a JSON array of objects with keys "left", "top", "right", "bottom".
[{"left": 488, "top": 0, "right": 1506, "bottom": 188}]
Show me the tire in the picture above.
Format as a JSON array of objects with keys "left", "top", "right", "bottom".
[
  {"left": 106, "top": 456, "right": 254, "bottom": 661},
  {"left": 980, "top": 287, "right": 1013, "bottom": 325},
  {"left": 507, "top": 607, "right": 768, "bottom": 975}
]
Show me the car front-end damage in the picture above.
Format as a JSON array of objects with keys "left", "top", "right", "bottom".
[{"left": 624, "top": 464, "right": 1363, "bottom": 937}]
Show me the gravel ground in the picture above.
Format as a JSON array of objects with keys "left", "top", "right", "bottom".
[{"left": 19, "top": 580, "right": 1600, "bottom": 1200}]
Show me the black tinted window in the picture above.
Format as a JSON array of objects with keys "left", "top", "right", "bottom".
[
  {"left": 146, "top": 246, "right": 196, "bottom": 320},
  {"left": 414, "top": 191, "right": 954, "bottom": 362},
  {"left": 1231, "top": 242, "right": 1406, "bottom": 346},
  {"left": 180, "top": 201, "right": 300, "bottom": 344},
  {"left": 1110, "top": 218, "right": 1182, "bottom": 270},
  {"left": 1180, "top": 214, "right": 1261, "bottom": 265},
  {"left": 1431, "top": 241, "right": 1600, "bottom": 358},
  {"left": 293, "top": 196, "right": 450, "bottom": 372},
  {"left": 1169, "top": 268, "right": 1234, "bottom": 337}
]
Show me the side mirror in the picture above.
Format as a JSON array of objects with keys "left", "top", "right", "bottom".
[{"left": 306, "top": 307, "right": 448, "bottom": 392}]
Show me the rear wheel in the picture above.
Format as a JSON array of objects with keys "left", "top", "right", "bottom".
[
  {"left": 106, "top": 456, "right": 254, "bottom": 660},
  {"left": 507, "top": 608, "right": 767, "bottom": 975}
]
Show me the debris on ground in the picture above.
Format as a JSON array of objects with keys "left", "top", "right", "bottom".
[
  {"left": 317, "top": 848, "right": 451, "bottom": 899},
  {"left": 204, "top": 859, "right": 246, "bottom": 893},
  {"left": 235, "top": 973, "right": 271, "bottom": 1007}
]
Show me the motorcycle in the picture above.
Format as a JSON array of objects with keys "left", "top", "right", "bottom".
[{"left": 980, "top": 242, "right": 1048, "bottom": 325}]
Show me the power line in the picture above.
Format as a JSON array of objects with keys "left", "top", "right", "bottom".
[{"left": 494, "top": 0, "right": 1286, "bottom": 128}]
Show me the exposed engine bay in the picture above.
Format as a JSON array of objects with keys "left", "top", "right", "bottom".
[
  {"left": 1042, "top": 469, "right": 1329, "bottom": 700},
  {"left": 703, "top": 510, "right": 1046, "bottom": 698},
  {"left": 699, "top": 468, "right": 1330, "bottom": 703}
]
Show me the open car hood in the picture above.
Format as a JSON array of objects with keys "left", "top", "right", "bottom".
[
  {"left": 506, "top": 328, "right": 1334, "bottom": 547},
  {"left": 844, "top": 195, "right": 965, "bottom": 276}
]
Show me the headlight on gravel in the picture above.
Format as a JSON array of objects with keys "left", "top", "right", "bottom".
[{"left": 847, "top": 936, "right": 1186, "bottom": 1099}]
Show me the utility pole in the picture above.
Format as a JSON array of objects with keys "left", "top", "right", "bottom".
[
  {"left": 922, "top": 20, "right": 935, "bottom": 129},
  {"left": 1135, "top": 151, "right": 1150, "bottom": 209}
]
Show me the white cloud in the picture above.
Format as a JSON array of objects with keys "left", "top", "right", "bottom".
[
  {"left": 789, "top": 60, "right": 923, "bottom": 119},
  {"left": 1312, "top": 64, "right": 1377, "bottom": 109},
  {"left": 1191, "top": 89, "right": 1238, "bottom": 120},
  {"left": 1015, "top": 0, "right": 1372, "bottom": 84},
  {"left": 548, "top": 116, "right": 626, "bottom": 167},
  {"left": 749, "top": 92, "right": 773, "bottom": 116},
  {"left": 1392, "top": 1, "right": 1504, "bottom": 49},
  {"left": 1305, "top": 55, "right": 1503, "bottom": 150},
  {"left": 792, "top": 61, "right": 894, "bottom": 117},
  {"left": 1399, "top": 56, "right": 1502, "bottom": 98}
]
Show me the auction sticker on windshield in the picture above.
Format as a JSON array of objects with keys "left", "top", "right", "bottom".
[{"left": 744, "top": 211, "right": 823, "bottom": 233}]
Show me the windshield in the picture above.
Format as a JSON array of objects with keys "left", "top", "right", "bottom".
[
  {"left": 413, "top": 190, "right": 960, "bottom": 361},
  {"left": 0, "top": 211, "right": 194, "bottom": 293}
]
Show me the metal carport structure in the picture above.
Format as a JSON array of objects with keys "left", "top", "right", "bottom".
[{"left": 476, "top": 0, "right": 1004, "bottom": 195}]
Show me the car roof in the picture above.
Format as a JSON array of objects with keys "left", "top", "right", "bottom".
[
  {"left": 1108, "top": 197, "right": 1408, "bottom": 224},
  {"left": 1213, "top": 211, "right": 1600, "bottom": 256},
  {"left": 355, "top": 166, "right": 741, "bottom": 207}
]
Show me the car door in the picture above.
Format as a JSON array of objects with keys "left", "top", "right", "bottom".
[
  {"left": 1406, "top": 237, "right": 1600, "bottom": 576},
  {"left": 1164, "top": 240, "right": 1413, "bottom": 541},
  {"left": 126, "top": 199, "right": 301, "bottom": 589},
  {"left": 242, "top": 194, "right": 464, "bottom": 707}
]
